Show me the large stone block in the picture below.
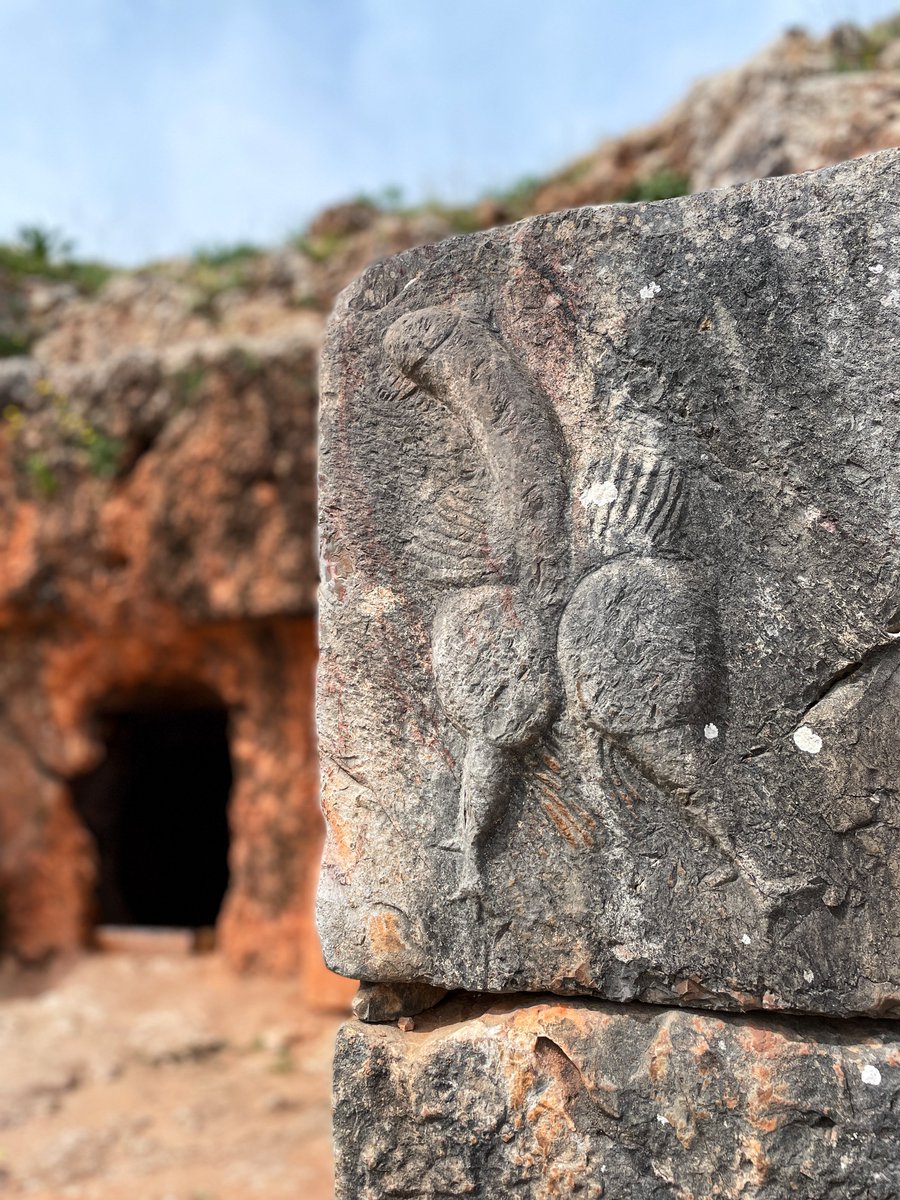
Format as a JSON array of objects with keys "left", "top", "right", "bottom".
[
  {"left": 318, "top": 150, "right": 900, "bottom": 1016},
  {"left": 333, "top": 995, "right": 900, "bottom": 1199}
]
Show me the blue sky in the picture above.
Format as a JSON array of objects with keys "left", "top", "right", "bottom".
[{"left": 1, "top": 0, "right": 898, "bottom": 263}]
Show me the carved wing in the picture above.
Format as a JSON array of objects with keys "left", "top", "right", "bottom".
[{"left": 350, "top": 374, "right": 504, "bottom": 589}]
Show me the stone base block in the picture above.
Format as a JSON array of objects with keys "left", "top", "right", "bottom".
[{"left": 334, "top": 995, "right": 900, "bottom": 1198}]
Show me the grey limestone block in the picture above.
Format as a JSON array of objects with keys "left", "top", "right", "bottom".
[
  {"left": 317, "top": 150, "right": 900, "bottom": 1017},
  {"left": 333, "top": 995, "right": 900, "bottom": 1200}
]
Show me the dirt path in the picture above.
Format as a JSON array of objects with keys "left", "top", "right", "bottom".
[{"left": 0, "top": 949, "right": 344, "bottom": 1199}]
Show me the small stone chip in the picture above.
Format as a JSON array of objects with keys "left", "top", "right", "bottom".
[{"left": 397, "top": 1016, "right": 415, "bottom": 1032}]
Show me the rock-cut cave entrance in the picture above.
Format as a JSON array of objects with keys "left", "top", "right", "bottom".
[{"left": 71, "top": 687, "right": 233, "bottom": 931}]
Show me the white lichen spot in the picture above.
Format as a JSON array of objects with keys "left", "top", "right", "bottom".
[
  {"left": 861, "top": 1064, "right": 882, "bottom": 1087},
  {"left": 718, "top": 1040, "right": 727, "bottom": 1051},
  {"left": 881, "top": 288, "right": 900, "bottom": 309},
  {"left": 358, "top": 584, "right": 401, "bottom": 618},
  {"left": 639, "top": 281, "right": 661, "bottom": 300},
  {"left": 580, "top": 479, "right": 618, "bottom": 509},
  {"left": 741, "top": 933, "right": 752, "bottom": 946},
  {"left": 656, "top": 1113, "right": 670, "bottom": 1125},
  {"left": 704, "top": 723, "right": 719, "bottom": 740},
  {"left": 869, "top": 263, "right": 885, "bottom": 274},
  {"left": 803, "top": 969, "right": 814, "bottom": 984},
  {"left": 793, "top": 725, "right": 823, "bottom": 755}
]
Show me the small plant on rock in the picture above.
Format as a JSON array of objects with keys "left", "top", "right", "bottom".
[{"left": 618, "top": 169, "right": 691, "bottom": 203}]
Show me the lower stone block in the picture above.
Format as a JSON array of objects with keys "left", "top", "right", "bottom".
[{"left": 333, "top": 995, "right": 900, "bottom": 1198}]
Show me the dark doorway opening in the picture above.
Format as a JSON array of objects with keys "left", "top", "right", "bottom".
[{"left": 71, "top": 695, "right": 233, "bottom": 929}]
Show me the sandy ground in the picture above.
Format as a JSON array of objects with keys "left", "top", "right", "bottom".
[{"left": 0, "top": 947, "right": 345, "bottom": 1199}]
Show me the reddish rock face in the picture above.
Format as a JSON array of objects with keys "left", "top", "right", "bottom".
[{"left": 0, "top": 331, "right": 352, "bottom": 1008}]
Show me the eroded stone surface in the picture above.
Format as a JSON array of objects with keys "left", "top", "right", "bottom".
[
  {"left": 334, "top": 995, "right": 900, "bottom": 1199},
  {"left": 318, "top": 150, "right": 900, "bottom": 1016}
]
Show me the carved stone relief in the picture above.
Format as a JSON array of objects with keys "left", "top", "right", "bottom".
[{"left": 318, "top": 150, "right": 900, "bottom": 1016}]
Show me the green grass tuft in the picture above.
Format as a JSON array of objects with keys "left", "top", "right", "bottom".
[
  {"left": 617, "top": 169, "right": 691, "bottom": 203},
  {"left": 0, "top": 224, "right": 113, "bottom": 295},
  {"left": 191, "top": 242, "right": 263, "bottom": 268},
  {"left": 0, "top": 331, "right": 31, "bottom": 358},
  {"left": 25, "top": 453, "right": 58, "bottom": 498}
]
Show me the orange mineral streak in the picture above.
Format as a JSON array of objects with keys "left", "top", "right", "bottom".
[
  {"left": 509, "top": 1059, "right": 537, "bottom": 1121},
  {"left": 741, "top": 1035, "right": 793, "bottom": 1136},
  {"left": 742, "top": 1026, "right": 787, "bottom": 1056},
  {"left": 648, "top": 1023, "right": 674, "bottom": 1083},
  {"left": 367, "top": 911, "right": 409, "bottom": 960},
  {"left": 741, "top": 1135, "right": 771, "bottom": 1186},
  {"left": 319, "top": 761, "right": 368, "bottom": 874}
]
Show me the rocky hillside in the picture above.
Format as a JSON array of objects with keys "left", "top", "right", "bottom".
[
  {"left": 3, "top": 18, "right": 900, "bottom": 377},
  {"left": 3, "top": 17, "right": 900, "bottom": 378},
  {"left": 530, "top": 19, "right": 900, "bottom": 211}
]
